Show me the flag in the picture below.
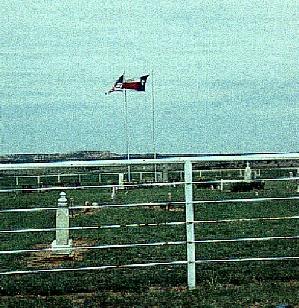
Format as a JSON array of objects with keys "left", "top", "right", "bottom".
[
  {"left": 106, "top": 74, "right": 124, "bottom": 94},
  {"left": 122, "top": 75, "right": 149, "bottom": 92},
  {"left": 106, "top": 74, "right": 149, "bottom": 94}
]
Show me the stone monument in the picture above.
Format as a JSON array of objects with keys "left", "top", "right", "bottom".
[
  {"left": 51, "top": 192, "right": 73, "bottom": 255},
  {"left": 118, "top": 173, "right": 125, "bottom": 189},
  {"left": 244, "top": 162, "right": 252, "bottom": 183}
]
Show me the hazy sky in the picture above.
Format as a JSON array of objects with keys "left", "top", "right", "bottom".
[{"left": 1, "top": 0, "right": 298, "bottom": 154}]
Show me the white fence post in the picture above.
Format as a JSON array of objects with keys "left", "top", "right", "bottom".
[
  {"left": 184, "top": 160, "right": 196, "bottom": 290},
  {"left": 51, "top": 192, "right": 73, "bottom": 255}
]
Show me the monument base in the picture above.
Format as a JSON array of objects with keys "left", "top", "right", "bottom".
[{"left": 51, "top": 239, "right": 73, "bottom": 255}]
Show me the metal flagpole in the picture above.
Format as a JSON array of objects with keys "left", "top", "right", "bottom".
[
  {"left": 151, "top": 70, "right": 157, "bottom": 182},
  {"left": 124, "top": 89, "right": 131, "bottom": 182}
]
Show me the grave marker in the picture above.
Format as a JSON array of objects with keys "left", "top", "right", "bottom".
[
  {"left": 51, "top": 192, "right": 73, "bottom": 255},
  {"left": 244, "top": 162, "right": 252, "bottom": 182}
]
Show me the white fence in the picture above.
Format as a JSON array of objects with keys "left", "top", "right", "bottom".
[{"left": 0, "top": 153, "right": 298, "bottom": 290}]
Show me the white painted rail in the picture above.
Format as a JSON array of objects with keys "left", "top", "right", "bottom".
[{"left": 0, "top": 152, "right": 299, "bottom": 170}]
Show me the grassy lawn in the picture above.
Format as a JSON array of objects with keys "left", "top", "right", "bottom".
[{"left": 0, "top": 168, "right": 298, "bottom": 307}]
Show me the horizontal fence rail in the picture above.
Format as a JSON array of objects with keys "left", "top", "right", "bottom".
[
  {"left": 2, "top": 256, "right": 299, "bottom": 276},
  {"left": 1, "top": 152, "right": 299, "bottom": 170},
  {"left": 1, "top": 236, "right": 298, "bottom": 255},
  {"left": 1, "top": 176, "right": 299, "bottom": 193},
  {"left": 1, "top": 196, "right": 299, "bottom": 213},
  {"left": 1, "top": 215, "right": 298, "bottom": 234},
  {"left": 0, "top": 154, "right": 298, "bottom": 290}
]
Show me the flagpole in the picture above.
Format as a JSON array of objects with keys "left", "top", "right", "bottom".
[
  {"left": 151, "top": 70, "right": 157, "bottom": 182},
  {"left": 124, "top": 89, "right": 131, "bottom": 182}
]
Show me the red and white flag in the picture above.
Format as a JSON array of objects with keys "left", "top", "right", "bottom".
[{"left": 122, "top": 75, "right": 149, "bottom": 91}]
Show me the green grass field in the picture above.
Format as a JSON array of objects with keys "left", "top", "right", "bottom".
[{"left": 0, "top": 168, "right": 298, "bottom": 307}]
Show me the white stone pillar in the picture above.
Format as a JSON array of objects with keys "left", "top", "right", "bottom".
[
  {"left": 57, "top": 174, "right": 61, "bottom": 183},
  {"left": 52, "top": 192, "right": 73, "bottom": 255},
  {"left": 244, "top": 162, "right": 252, "bottom": 183},
  {"left": 166, "top": 192, "right": 172, "bottom": 210},
  {"left": 16, "top": 176, "right": 19, "bottom": 186},
  {"left": 119, "top": 173, "right": 125, "bottom": 189},
  {"left": 98, "top": 173, "right": 102, "bottom": 183}
]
